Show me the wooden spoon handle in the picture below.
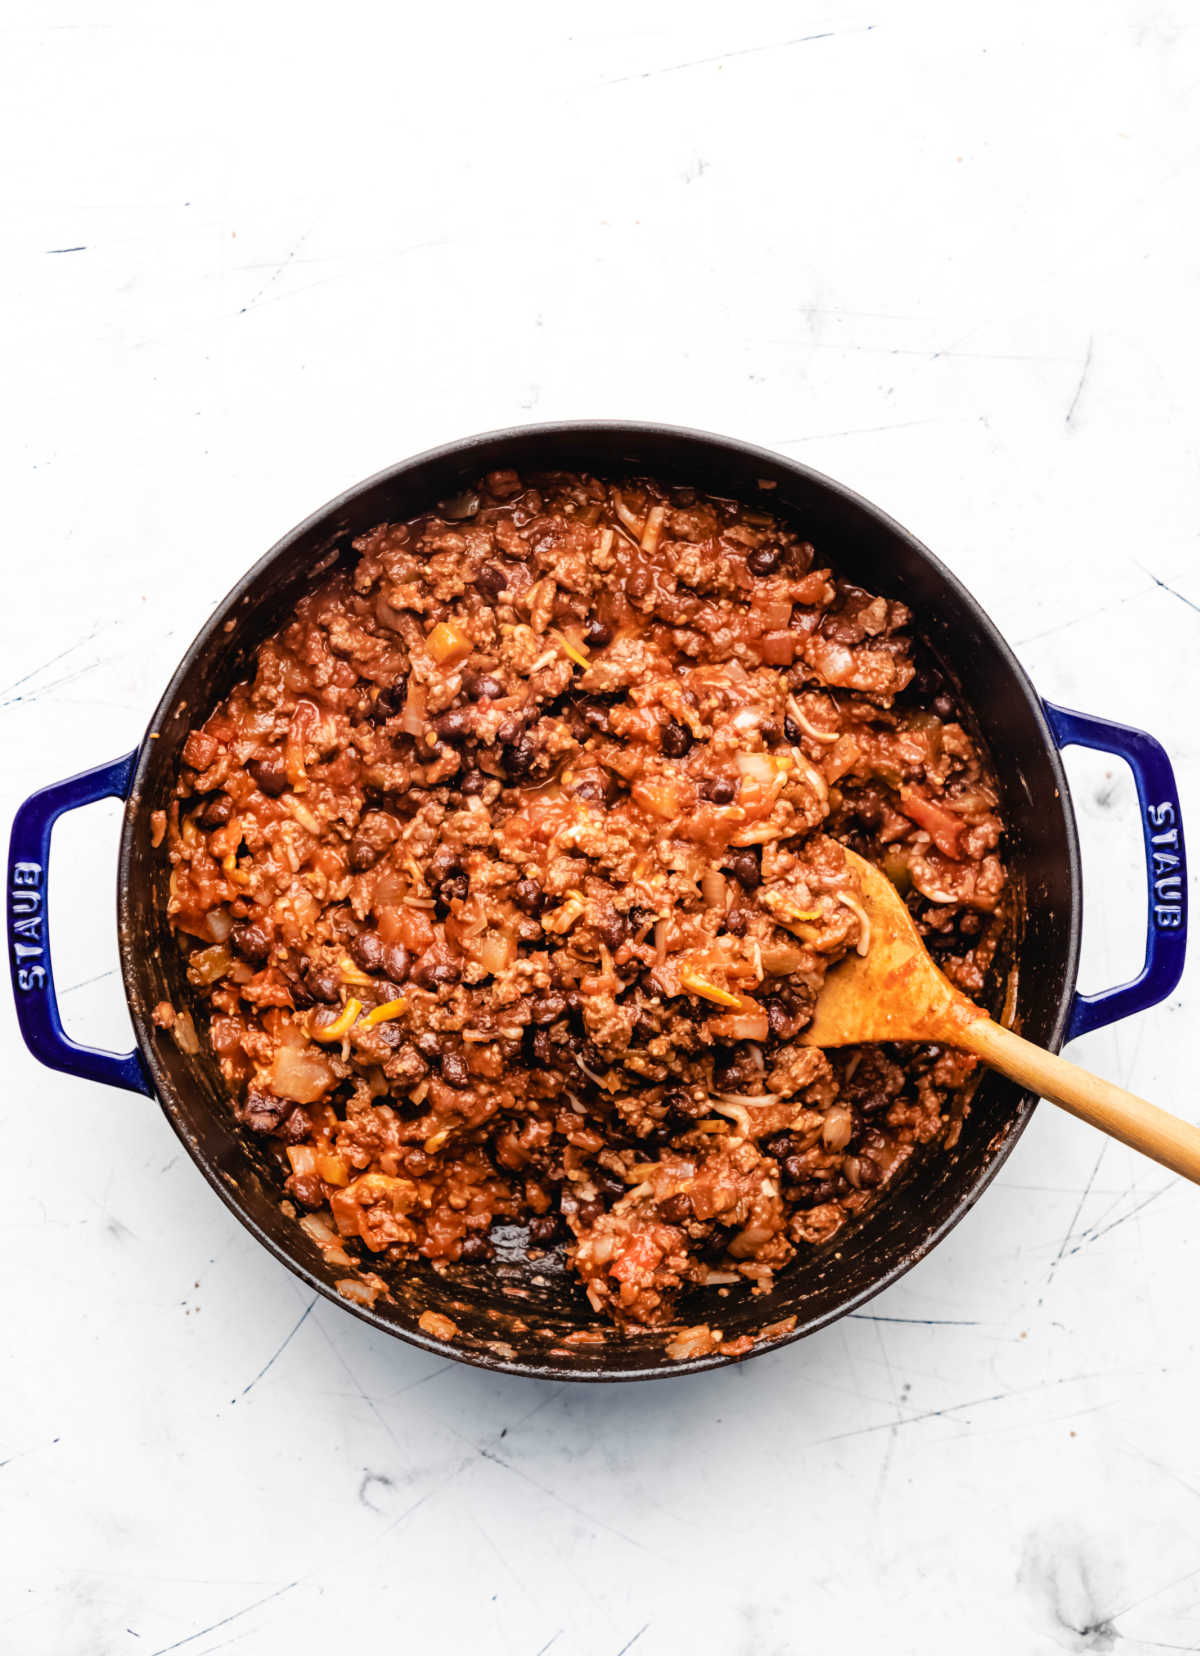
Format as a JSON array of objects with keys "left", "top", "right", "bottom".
[{"left": 963, "top": 1017, "right": 1200, "bottom": 1184}]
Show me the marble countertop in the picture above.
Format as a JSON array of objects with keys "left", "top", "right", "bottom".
[{"left": 3, "top": 4, "right": 1198, "bottom": 1652}]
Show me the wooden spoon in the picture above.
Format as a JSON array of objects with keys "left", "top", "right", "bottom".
[{"left": 802, "top": 848, "right": 1200, "bottom": 1183}]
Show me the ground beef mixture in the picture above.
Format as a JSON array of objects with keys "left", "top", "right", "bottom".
[{"left": 160, "top": 470, "right": 1007, "bottom": 1332}]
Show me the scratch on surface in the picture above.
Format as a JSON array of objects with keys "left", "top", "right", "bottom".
[
  {"left": 848, "top": 1314, "right": 980, "bottom": 1326},
  {"left": 60, "top": 967, "right": 119, "bottom": 997},
  {"left": 45, "top": 245, "right": 87, "bottom": 254},
  {"left": 776, "top": 418, "right": 939, "bottom": 443},
  {"left": 1065, "top": 335, "right": 1094, "bottom": 426},
  {"left": 0, "top": 624, "right": 107, "bottom": 705},
  {"left": 237, "top": 1297, "right": 317, "bottom": 1399},
  {"left": 239, "top": 229, "right": 313, "bottom": 315},
  {"left": 812, "top": 1371, "right": 1118, "bottom": 1447},
  {"left": 1137, "top": 563, "right": 1200, "bottom": 618},
  {"left": 390, "top": 1358, "right": 457, "bottom": 1395},
  {"left": 148, "top": 1581, "right": 298, "bottom": 1656},
  {"left": 478, "top": 1448, "right": 660, "bottom": 1559},
  {"left": 604, "top": 26, "right": 874, "bottom": 84},
  {"left": 615, "top": 1626, "right": 650, "bottom": 1656},
  {"left": 534, "top": 1634, "right": 563, "bottom": 1656},
  {"left": 1066, "top": 1184, "right": 1172, "bottom": 1255},
  {"left": 1041, "top": 1140, "right": 1108, "bottom": 1300}
]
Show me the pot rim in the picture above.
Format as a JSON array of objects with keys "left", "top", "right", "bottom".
[{"left": 117, "top": 420, "right": 1082, "bottom": 1381}]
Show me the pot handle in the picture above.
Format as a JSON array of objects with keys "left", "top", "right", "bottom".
[
  {"left": 1044, "top": 702, "right": 1187, "bottom": 1041},
  {"left": 7, "top": 751, "right": 152, "bottom": 1095}
]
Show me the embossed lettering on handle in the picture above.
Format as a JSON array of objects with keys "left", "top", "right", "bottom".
[
  {"left": 7, "top": 752, "right": 151, "bottom": 1094},
  {"left": 1044, "top": 703, "right": 1188, "bottom": 1041}
]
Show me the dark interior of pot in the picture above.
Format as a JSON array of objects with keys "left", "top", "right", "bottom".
[{"left": 119, "top": 425, "right": 1081, "bottom": 1379}]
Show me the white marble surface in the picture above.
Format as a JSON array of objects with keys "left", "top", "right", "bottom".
[{"left": 3, "top": 3, "right": 1199, "bottom": 1652}]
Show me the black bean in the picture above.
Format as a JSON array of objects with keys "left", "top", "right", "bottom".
[
  {"left": 747, "top": 545, "right": 782, "bottom": 576},
  {"left": 459, "top": 1234, "right": 493, "bottom": 1263},
  {"left": 699, "top": 776, "right": 736, "bottom": 804},
  {"left": 658, "top": 1193, "right": 692, "bottom": 1225},
  {"left": 351, "top": 930, "right": 387, "bottom": 974},
  {"left": 440, "top": 1052, "right": 472, "bottom": 1090},
  {"left": 348, "top": 834, "right": 382, "bottom": 873},
  {"left": 859, "top": 1092, "right": 892, "bottom": 1117},
  {"left": 531, "top": 1028, "right": 555, "bottom": 1066},
  {"left": 512, "top": 878, "right": 545, "bottom": 915},
  {"left": 783, "top": 714, "right": 802, "bottom": 745},
  {"left": 783, "top": 1155, "right": 808, "bottom": 1184},
  {"left": 410, "top": 953, "right": 461, "bottom": 990},
  {"left": 460, "top": 768, "right": 489, "bottom": 796},
  {"left": 239, "top": 1086, "right": 289, "bottom": 1133},
  {"left": 363, "top": 1020, "right": 403, "bottom": 1051},
  {"left": 729, "top": 851, "right": 761, "bottom": 890},
  {"left": 765, "top": 1134, "right": 796, "bottom": 1161},
  {"left": 660, "top": 720, "right": 692, "bottom": 758},
  {"left": 576, "top": 1199, "right": 604, "bottom": 1229},
  {"left": 528, "top": 1214, "right": 561, "bottom": 1245},
  {"left": 502, "top": 735, "right": 537, "bottom": 777},
  {"left": 664, "top": 1089, "right": 702, "bottom": 1130},
  {"left": 465, "top": 672, "right": 505, "bottom": 700},
  {"left": 476, "top": 563, "right": 508, "bottom": 599},
  {"left": 435, "top": 872, "right": 469, "bottom": 907},
  {"left": 196, "top": 794, "right": 232, "bottom": 829},
  {"left": 934, "top": 693, "right": 955, "bottom": 720},
  {"left": 573, "top": 778, "right": 607, "bottom": 806},
  {"left": 415, "top": 1032, "right": 442, "bottom": 1061},
  {"left": 302, "top": 964, "right": 341, "bottom": 1004},
  {"left": 788, "top": 1177, "right": 838, "bottom": 1208},
  {"left": 575, "top": 696, "right": 610, "bottom": 733},
  {"left": 277, "top": 1106, "right": 312, "bottom": 1145},
  {"left": 427, "top": 846, "right": 463, "bottom": 883},
  {"left": 596, "top": 911, "right": 627, "bottom": 951},
  {"left": 230, "top": 921, "right": 272, "bottom": 964},
  {"left": 531, "top": 993, "right": 567, "bottom": 1026},
  {"left": 248, "top": 754, "right": 289, "bottom": 797},
  {"left": 369, "top": 680, "right": 407, "bottom": 721},
  {"left": 382, "top": 941, "right": 411, "bottom": 982},
  {"left": 592, "top": 1169, "right": 626, "bottom": 1203},
  {"left": 433, "top": 709, "right": 470, "bottom": 744},
  {"left": 766, "top": 996, "right": 796, "bottom": 1040},
  {"left": 584, "top": 618, "right": 612, "bottom": 649},
  {"left": 723, "top": 908, "right": 749, "bottom": 936},
  {"left": 852, "top": 1155, "right": 882, "bottom": 1188}
]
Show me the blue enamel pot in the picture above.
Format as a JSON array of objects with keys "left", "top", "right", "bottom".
[{"left": 6, "top": 424, "right": 1188, "bottom": 1379}]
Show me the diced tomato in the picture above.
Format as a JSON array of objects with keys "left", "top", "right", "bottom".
[
  {"left": 898, "top": 786, "right": 964, "bottom": 859},
  {"left": 611, "top": 1232, "right": 663, "bottom": 1282}
]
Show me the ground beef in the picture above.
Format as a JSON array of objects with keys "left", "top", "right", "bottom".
[{"left": 163, "top": 470, "right": 1007, "bottom": 1331}]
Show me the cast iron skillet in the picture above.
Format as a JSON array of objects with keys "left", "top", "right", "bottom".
[{"left": 7, "top": 424, "right": 1188, "bottom": 1380}]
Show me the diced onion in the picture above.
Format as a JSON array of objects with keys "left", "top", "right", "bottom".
[
  {"left": 400, "top": 681, "right": 426, "bottom": 735},
  {"left": 205, "top": 907, "right": 233, "bottom": 943},
  {"left": 822, "top": 1105, "right": 854, "bottom": 1151},
  {"left": 270, "top": 1045, "right": 336, "bottom": 1103},
  {"left": 735, "top": 752, "right": 775, "bottom": 781},
  {"left": 336, "top": 1277, "right": 380, "bottom": 1305},
  {"left": 640, "top": 504, "right": 666, "bottom": 553},
  {"left": 477, "top": 929, "right": 517, "bottom": 976},
  {"left": 701, "top": 869, "right": 727, "bottom": 908}
]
